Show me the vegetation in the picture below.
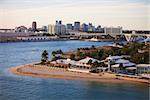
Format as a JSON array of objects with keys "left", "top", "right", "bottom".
[
  {"left": 51, "top": 49, "right": 64, "bottom": 61},
  {"left": 60, "top": 43, "right": 149, "bottom": 64},
  {"left": 69, "top": 54, "right": 75, "bottom": 60},
  {"left": 51, "top": 42, "right": 149, "bottom": 64},
  {"left": 41, "top": 50, "right": 49, "bottom": 64},
  {"left": 52, "top": 49, "right": 63, "bottom": 56}
]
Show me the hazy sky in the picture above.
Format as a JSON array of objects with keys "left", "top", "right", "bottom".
[{"left": 0, "top": 0, "right": 149, "bottom": 30}]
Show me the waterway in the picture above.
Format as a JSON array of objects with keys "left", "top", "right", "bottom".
[{"left": 0, "top": 41, "right": 149, "bottom": 100}]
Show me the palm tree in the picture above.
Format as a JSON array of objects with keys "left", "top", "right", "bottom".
[{"left": 41, "top": 50, "right": 49, "bottom": 64}]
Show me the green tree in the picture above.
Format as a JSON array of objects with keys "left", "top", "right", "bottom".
[
  {"left": 90, "top": 52, "right": 98, "bottom": 58},
  {"left": 76, "top": 51, "right": 82, "bottom": 57},
  {"left": 121, "top": 47, "right": 130, "bottom": 55},
  {"left": 87, "top": 59, "right": 93, "bottom": 65},
  {"left": 41, "top": 50, "right": 49, "bottom": 64},
  {"left": 70, "top": 54, "right": 75, "bottom": 60},
  {"left": 131, "top": 53, "right": 143, "bottom": 64},
  {"left": 52, "top": 49, "right": 63, "bottom": 56},
  {"left": 143, "top": 52, "right": 149, "bottom": 64}
]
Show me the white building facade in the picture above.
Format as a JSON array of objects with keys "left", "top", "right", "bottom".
[
  {"left": 48, "top": 24, "right": 55, "bottom": 35},
  {"left": 104, "top": 26, "right": 122, "bottom": 36}
]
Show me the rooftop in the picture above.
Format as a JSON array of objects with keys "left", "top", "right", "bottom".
[
  {"left": 78, "top": 57, "right": 101, "bottom": 64},
  {"left": 106, "top": 56, "right": 123, "bottom": 60},
  {"left": 136, "top": 64, "right": 150, "bottom": 68}
]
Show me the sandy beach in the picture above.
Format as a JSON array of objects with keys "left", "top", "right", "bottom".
[{"left": 10, "top": 64, "right": 149, "bottom": 84}]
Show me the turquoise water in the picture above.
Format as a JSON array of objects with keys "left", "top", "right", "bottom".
[{"left": 0, "top": 41, "right": 149, "bottom": 100}]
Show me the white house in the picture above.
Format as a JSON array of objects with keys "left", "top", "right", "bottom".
[
  {"left": 51, "top": 57, "right": 102, "bottom": 73},
  {"left": 106, "top": 55, "right": 136, "bottom": 73}
]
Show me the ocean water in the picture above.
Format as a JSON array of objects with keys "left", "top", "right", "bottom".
[{"left": 0, "top": 40, "right": 149, "bottom": 100}]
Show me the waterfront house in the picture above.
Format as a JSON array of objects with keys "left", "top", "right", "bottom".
[
  {"left": 50, "top": 59, "right": 73, "bottom": 68},
  {"left": 78, "top": 57, "right": 101, "bottom": 64},
  {"left": 106, "top": 55, "right": 136, "bottom": 74},
  {"left": 136, "top": 64, "right": 150, "bottom": 75},
  {"left": 70, "top": 57, "right": 102, "bottom": 73},
  {"left": 50, "top": 57, "right": 102, "bottom": 73},
  {"left": 68, "top": 61, "right": 92, "bottom": 73},
  {"left": 144, "top": 37, "right": 150, "bottom": 44},
  {"left": 106, "top": 56, "right": 123, "bottom": 63}
]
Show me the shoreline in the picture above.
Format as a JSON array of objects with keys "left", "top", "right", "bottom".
[{"left": 9, "top": 64, "right": 149, "bottom": 84}]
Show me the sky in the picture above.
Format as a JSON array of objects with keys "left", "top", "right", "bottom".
[{"left": 0, "top": 0, "right": 149, "bottom": 30}]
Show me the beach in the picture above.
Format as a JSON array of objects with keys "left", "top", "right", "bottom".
[{"left": 10, "top": 64, "right": 149, "bottom": 84}]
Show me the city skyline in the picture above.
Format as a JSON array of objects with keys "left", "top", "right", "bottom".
[{"left": 0, "top": 0, "right": 149, "bottom": 30}]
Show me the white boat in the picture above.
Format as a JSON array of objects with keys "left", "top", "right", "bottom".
[{"left": 89, "top": 38, "right": 100, "bottom": 42}]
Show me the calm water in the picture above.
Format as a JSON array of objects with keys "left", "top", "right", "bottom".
[{"left": 0, "top": 40, "right": 149, "bottom": 100}]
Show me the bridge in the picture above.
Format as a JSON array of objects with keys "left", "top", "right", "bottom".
[
  {"left": 59, "top": 32, "right": 120, "bottom": 38},
  {"left": 124, "top": 33, "right": 150, "bottom": 42}
]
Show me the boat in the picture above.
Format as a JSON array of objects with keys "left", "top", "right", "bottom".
[{"left": 89, "top": 37, "right": 100, "bottom": 42}]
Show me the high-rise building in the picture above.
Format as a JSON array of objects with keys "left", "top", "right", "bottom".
[
  {"left": 66, "top": 24, "right": 73, "bottom": 33},
  {"left": 66, "top": 24, "right": 73, "bottom": 30},
  {"left": 56, "top": 20, "right": 59, "bottom": 25},
  {"left": 55, "top": 20, "right": 66, "bottom": 35},
  {"left": 32, "top": 21, "right": 37, "bottom": 32},
  {"left": 74, "top": 22, "right": 80, "bottom": 31},
  {"left": 88, "top": 23, "right": 92, "bottom": 32},
  {"left": 88, "top": 23, "right": 95, "bottom": 32},
  {"left": 59, "top": 20, "right": 62, "bottom": 24},
  {"left": 81, "top": 23, "right": 88, "bottom": 32},
  {"left": 48, "top": 25, "right": 55, "bottom": 34},
  {"left": 42, "top": 26, "right": 47, "bottom": 32}
]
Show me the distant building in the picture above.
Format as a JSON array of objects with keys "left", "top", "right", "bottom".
[
  {"left": 42, "top": 26, "right": 47, "bottom": 32},
  {"left": 59, "top": 20, "right": 62, "bottom": 24},
  {"left": 88, "top": 23, "right": 95, "bottom": 32},
  {"left": 95, "top": 25, "right": 104, "bottom": 33},
  {"left": 32, "top": 21, "right": 37, "bottom": 32},
  {"left": 74, "top": 22, "right": 80, "bottom": 31},
  {"left": 104, "top": 26, "right": 122, "bottom": 36},
  {"left": 48, "top": 25, "right": 55, "bottom": 34},
  {"left": 60, "top": 25, "right": 66, "bottom": 34},
  {"left": 66, "top": 24, "right": 73, "bottom": 33},
  {"left": 15, "top": 26, "right": 28, "bottom": 33},
  {"left": 55, "top": 20, "right": 66, "bottom": 35},
  {"left": 81, "top": 23, "right": 88, "bottom": 32},
  {"left": 66, "top": 24, "right": 73, "bottom": 30}
]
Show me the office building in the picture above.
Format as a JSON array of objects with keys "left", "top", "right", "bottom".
[
  {"left": 42, "top": 26, "right": 47, "bottom": 32},
  {"left": 32, "top": 21, "right": 37, "bottom": 32},
  {"left": 48, "top": 25, "right": 55, "bottom": 34},
  {"left": 55, "top": 20, "right": 66, "bottom": 35},
  {"left": 74, "top": 22, "right": 80, "bottom": 31},
  {"left": 66, "top": 24, "right": 73, "bottom": 30},
  {"left": 88, "top": 23, "right": 95, "bottom": 32},
  {"left": 104, "top": 26, "right": 122, "bottom": 36},
  {"left": 81, "top": 23, "right": 88, "bottom": 32}
]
